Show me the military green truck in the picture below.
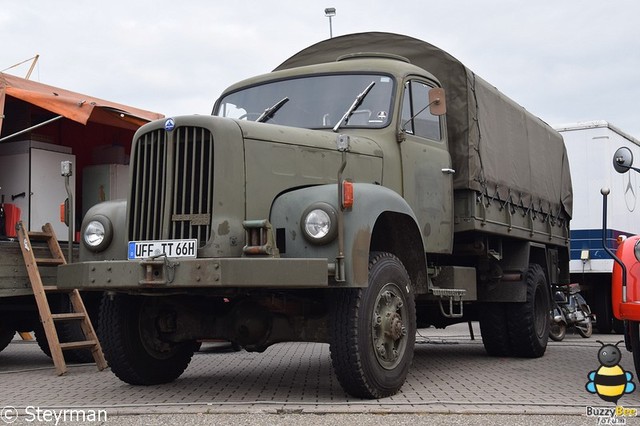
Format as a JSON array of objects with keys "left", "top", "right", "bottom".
[{"left": 58, "top": 32, "right": 572, "bottom": 399}]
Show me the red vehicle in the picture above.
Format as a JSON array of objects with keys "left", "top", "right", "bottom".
[{"left": 605, "top": 146, "right": 640, "bottom": 376}]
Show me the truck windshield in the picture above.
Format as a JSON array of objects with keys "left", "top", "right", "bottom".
[{"left": 215, "top": 74, "right": 395, "bottom": 129}]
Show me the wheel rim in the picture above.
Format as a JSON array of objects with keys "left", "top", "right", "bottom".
[
  {"left": 138, "top": 301, "right": 181, "bottom": 360},
  {"left": 549, "top": 323, "right": 566, "bottom": 341},
  {"left": 371, "top": 282, "right": 408, "bottom": 370}
]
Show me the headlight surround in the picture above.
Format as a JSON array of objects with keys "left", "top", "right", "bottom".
[
  {"left": 301, "top": 202, "right": 338, "bottom": 245},
  {"left": 634, "top": 239, "right": 640, "bottom": 263},
  {"left": 83, "top": 215, "right": 113, "bottom": 252}
]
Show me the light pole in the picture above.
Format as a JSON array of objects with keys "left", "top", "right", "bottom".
[{"left": 324, "top": 7, "right": 336, "bottom": 38}]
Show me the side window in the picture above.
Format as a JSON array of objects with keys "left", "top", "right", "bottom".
[{"left": 401, "top": 80, "right": 442, "bottom": 141}]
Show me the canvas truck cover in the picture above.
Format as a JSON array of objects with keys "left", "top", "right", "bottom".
[
  {"left": 275, "top": 32, "right": 573, "bottom": 220},
  {"left": 0, "top": 72, "right": 164, "bottom": 134}
]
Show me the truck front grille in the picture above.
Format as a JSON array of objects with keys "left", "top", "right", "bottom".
[{"left": 129, "top": 126, "right": 214, "bottom": 247}]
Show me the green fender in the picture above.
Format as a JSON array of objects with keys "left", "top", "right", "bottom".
[
  {"left": 270, "top": 183, "right": 424, "bottom": 287},
  {"left": 79, "top": 200, "right": 128, "bottom": 262}
]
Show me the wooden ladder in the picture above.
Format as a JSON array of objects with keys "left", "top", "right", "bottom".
[{"left": 16, "top": 221, "right": 107, "bottom": 375}]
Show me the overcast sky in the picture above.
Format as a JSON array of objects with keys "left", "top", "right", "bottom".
[{"left": 2, "top": 1, "right": 639, "bottom": 137}]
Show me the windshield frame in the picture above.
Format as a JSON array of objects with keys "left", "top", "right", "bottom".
[{"left": 213, "top": 72, "right": 397, "bottom": 131}]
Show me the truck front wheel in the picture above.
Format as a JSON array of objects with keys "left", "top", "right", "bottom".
[
  {"left": 330, "top": 252, "right": 416, "bottom": 399},
  {"left": 98, "top": 294, "right": 199, "bottom": 385}
]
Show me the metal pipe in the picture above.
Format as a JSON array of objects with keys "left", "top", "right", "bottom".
[
  {"left": 601, "top": 188, "right": 627, "bottom": 302},
  {"left": 64, "top": 173, "right": 74, "bottom": 263},
  {"left": 335, "top": 150, "right": 347, "bottom": 282},
  {"left": 0, "top": 115, "right": 63, "bottom": 143}
]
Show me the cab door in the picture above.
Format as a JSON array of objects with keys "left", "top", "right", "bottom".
[{"left": 399, "top": 79, "right": 453, "bottom": 254}]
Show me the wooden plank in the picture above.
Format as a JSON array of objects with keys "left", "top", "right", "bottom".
[
  {"left": 0, "top": 241, "right": 58, "bottom": 291},
  {"left": 51, "top": 312, "right": 86, "bottom": 321},
  {"left": 25, "top": 231, "right": 51, "bottom": 241},
  {"left": 59, "top": 340, "right": 98, "bottom": 351},
  {"left": 34, "top": 258, "right": 65, "bottom": 266}
]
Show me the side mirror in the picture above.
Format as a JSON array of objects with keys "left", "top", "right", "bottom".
[
  {"left": 613, "top": 146, "right": 634, "bottom": 174},
  {"left": 428, "top": 87, "right": 446, "bottom": 116}
]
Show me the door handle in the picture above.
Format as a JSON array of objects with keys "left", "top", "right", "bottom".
[{"left": 441, "top": 168, "right": 456, "bottom": 175}]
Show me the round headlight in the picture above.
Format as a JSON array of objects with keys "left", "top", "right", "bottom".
[
  {"left": 634, "top": 239, "right": 640, "bottom": 263},
  {"left": 301, "top": 203, "right": 338, "bottom": 245},
  {"left": 83, "top": 216, "right": 113, "bottom": 252}
]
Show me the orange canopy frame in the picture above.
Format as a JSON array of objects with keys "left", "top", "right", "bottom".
[{"left": 0, "top": 72, "right": 164, "bottom": 135}]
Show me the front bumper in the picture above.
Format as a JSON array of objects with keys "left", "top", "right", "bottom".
[{"left": 57, "top": 257, "right": 329, "bottom": 290}]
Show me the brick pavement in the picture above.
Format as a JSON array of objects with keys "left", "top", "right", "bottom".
[{"left": 0, "top": 324, "right": 638, "bottom": 416}]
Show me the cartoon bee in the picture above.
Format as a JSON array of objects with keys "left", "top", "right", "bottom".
[{"left": 586, "top": 340, "right": 636, "bottom": 403}]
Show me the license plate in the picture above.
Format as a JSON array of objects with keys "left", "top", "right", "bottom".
[{"left": 128, "top": 239, "right": 197, "bottom": 260}]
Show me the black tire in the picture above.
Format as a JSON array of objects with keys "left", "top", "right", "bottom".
[
  {"left": 628, "top": 321, "right": 640, "bottom": 380},
  {"left": 576, "top": 305, "right": 593, "bottom": 338},
  {"left": 613, "top": 318, "right": 626, "bottom": 334},
  {"left": 330, "top": 252, "right": 416, "bottom": 399},
  {"left": 33, "top": 294, "right": 94, "bottom": 363},
  {"left": 506, "top": 264, "right": 550, "bottom": 358},
  {"left": 576, "top": 318, "right": 593, "bottom": 338},
  {"left": 549, "top": 321, "right": 566, "bottom": 342},
  {"left": 479, "top": 303, "right": 511, "bottom": 356},
  {"left": 0, "top": 322, "right": 14, "bottom": 352},
  {"left": 593, "top": 285, "right": 613, "bottom": 334},
  {"left": 98, "top": 294, "right": 198, "bottom": 385}
]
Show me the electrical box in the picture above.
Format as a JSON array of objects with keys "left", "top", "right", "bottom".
[{"left": 0, "top": 140, "right": 76, "bottom": 240}]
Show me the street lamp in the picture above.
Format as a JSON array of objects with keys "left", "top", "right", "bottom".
[{"left": 324, "top": 7, "right": 336, "bottom": 38}]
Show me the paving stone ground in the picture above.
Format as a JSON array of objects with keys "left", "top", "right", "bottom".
[{"left": 0, "top": 323, "right": 638, "bottom": 421}]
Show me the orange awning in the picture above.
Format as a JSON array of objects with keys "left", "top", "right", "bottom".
[{"left": 0, "top": 72, "right": 164, "bottom": 133}]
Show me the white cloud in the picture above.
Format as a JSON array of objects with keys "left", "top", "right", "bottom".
[{"left": 2, "top": 0, "right": 639, "bottom": 136}]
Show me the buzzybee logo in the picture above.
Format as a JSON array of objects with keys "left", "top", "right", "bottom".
[{"left": 586, "top": 341, "right": 636, "bottom": 404}]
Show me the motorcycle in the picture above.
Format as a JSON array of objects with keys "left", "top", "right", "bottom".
[{"left": 549, "top": 282, "right": 594, "bottom": 341}]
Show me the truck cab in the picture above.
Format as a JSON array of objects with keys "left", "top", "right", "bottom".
[{"left": 214, "top": 56, "right": 453, "bottom": 256}]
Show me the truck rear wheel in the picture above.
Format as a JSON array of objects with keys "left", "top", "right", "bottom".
[
  {"left": 479, "top": 303, "right": 511, "bottom": 356},
  {"left": 506, "top": 264, "right": 550, "bottom": 358},
  {"left": 330, "top": 252, "right": 416, "bottom": 399},
  {"left": 0, "top": 321, "right": 14, "bottom": 352},
  {"left": 98, "top": 294, "right": 198, "bottom": 385}
]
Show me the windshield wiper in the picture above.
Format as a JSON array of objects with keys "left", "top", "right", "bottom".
[
  {"left": 332, "top": 81, "right": 376, "bottom": 132},
  {"left": 257, "top": 97, "right": 290, "bottom": 123}
]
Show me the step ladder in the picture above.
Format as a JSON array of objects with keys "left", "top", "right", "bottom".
[
  {"left": 430, "top": 287, "right": 466, "bottom": 318},
  {"left": 16, "top": 221, "right": 107, "bottom": 375}
]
